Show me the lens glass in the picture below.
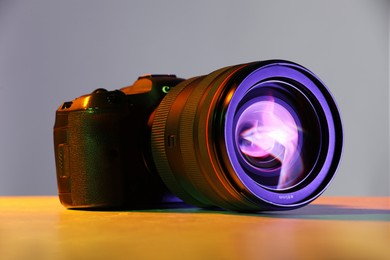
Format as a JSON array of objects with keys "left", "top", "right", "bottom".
[
  {"left": 233, "top": 80, "right": 322, "bottom": 191},
  {"left": 237, "top": 99, "right": 299, "bottom": 169}
]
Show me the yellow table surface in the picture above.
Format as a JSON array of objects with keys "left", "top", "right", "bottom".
[{"left": 0, "top": 196, "right": 389, "bottom": 260}]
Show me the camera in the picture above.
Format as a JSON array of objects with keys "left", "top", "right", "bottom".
[{"left": 54, "top": 60, "right": 343, "bottom": 211}]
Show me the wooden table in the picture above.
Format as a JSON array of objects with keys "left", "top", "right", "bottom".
[{"left": 0, "top": 196, "right": 389, "bottom": 259}]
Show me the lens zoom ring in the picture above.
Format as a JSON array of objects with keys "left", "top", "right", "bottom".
[{"left": 177, "top": 67, "right": 254, "bottom": 210}]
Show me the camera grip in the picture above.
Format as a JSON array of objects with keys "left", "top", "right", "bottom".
[{"left": 54, "top": 110, "right": 129, "bottom": 208}]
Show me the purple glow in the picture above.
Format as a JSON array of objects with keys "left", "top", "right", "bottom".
[
  {"left": 224, "top": 62, "right": 341, "bottom": 206},
  {"left": 236, "top": 97, "right": 303, "bottom": 189}
]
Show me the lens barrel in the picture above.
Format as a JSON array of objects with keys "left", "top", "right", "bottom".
[{"left": 151, "top": 60, "right": 342, "bottom": 211}]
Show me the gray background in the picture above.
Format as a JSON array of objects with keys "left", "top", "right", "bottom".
[{"left": 0, "top": 0, "right": 388, "bottom": 196}]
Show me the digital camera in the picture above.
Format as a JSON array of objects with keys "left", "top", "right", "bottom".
[{"left": 53, "top": 60, "right": 343, "bottom": 211}]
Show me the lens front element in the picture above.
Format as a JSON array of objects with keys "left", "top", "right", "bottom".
[{"left": 236, "top": 96, "right": 302, "bottom": 190}]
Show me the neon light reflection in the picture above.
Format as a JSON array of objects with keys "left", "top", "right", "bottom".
[{"left": 236, "top": 97, "right": 303, "bottom": 189}]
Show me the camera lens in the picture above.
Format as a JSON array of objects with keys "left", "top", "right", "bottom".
[{"left": 151, "top": 60, "right": 342, "bottom": 211}]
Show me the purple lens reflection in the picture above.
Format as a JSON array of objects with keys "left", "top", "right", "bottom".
[{"left": 236, "top": 97, "right": 303, "bottom": 190}]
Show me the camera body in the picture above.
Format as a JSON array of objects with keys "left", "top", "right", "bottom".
[
  {"left": 54, "top": 60, "right": 343, "bottom": 211},
  {"left": 54, "top": 75, "right": 184, "bottom": 208}
]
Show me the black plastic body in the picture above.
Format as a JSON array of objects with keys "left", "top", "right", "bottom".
[{"left": 53, "top": 75, "right": 184, "bottom": 208}]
